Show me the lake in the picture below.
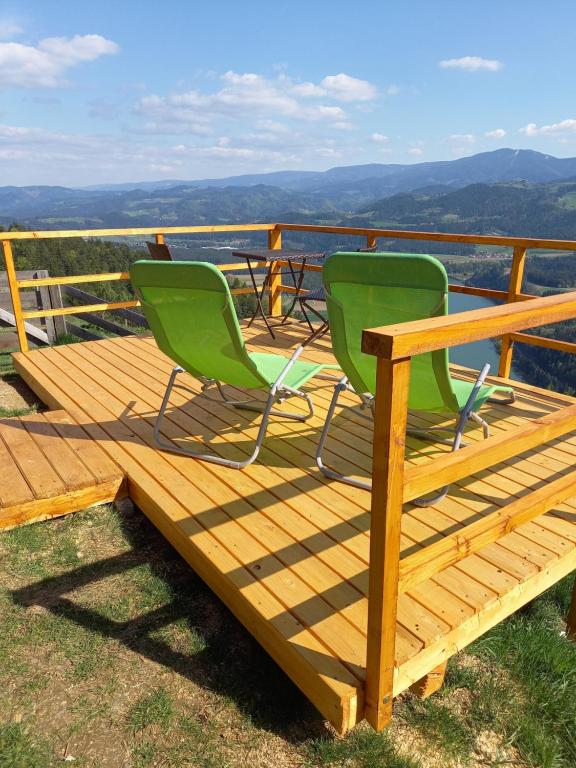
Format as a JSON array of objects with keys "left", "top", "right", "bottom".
[{"left": 448, "top": 290, "right": 501, "bottom": 373}]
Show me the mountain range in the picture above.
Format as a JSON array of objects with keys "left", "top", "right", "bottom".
[{"left": 1, "top": 149, "right": 576, "bottom": 241}]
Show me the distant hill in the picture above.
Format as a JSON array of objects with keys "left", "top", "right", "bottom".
[
  {"left": 0, "top": 184, "right": 338, "bottom": 228},
  {"left": 358, "top": 180, "right": 576, "bottom": 240},
  {"left": 77, "top": 149, "right": 576, "bottom": 205}
]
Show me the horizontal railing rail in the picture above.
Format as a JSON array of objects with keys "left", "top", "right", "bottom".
[
  {"left": 402, "top": 401, "right": 576, "bottom": 505},
  {"left": 399, "top": 470, "right": 576, "bottom": 593},
  {"left": 362, "top": 289, "right": 576, "bottom": 359}
]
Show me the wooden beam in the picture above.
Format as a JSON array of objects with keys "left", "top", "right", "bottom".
[
  {"left": 73, "top": 311, "right": 135, "bottom": 337},
  {"left": 399, "top": 469, "right": 576, "bottom": 593},
  {"left": 276, "top": 223, "right": 576, "bottom": 252},
  {"left": 64, "top": 322, "right": 103, "bottom": 342},
  {"left": 268, "top": 227, "right": 283, "bottom": 317},
  {"left": 448, "top": 283, "right": 534, "bottom": 302},
  {"left": 23, "top": 299, "right": 140, "bottom": 320},
  {"left": 410, "top": 661, "right": 447, "bottom": 699},
  {"left": 365, "top": 356, "right": 411, "bottom": 731},
  {"left": 155, "top": 233, "right": 165, "bottom": 245},
  {"left": 16, "top": 272, "right": 130, "bottom": 288},
  {"left": 2, "top": 240, "right": 28, "bottom": 352},
  {"left": 403, "top": 402, "right": 576, "bottom": 503},
  {"left": 362, "top": 289, "right": 576, "bottom": 361},
  {"left": 48, "top": 284, "right": 67, "bottom": 339},
  {"left": 499, "top": 246, "right": 527, "bottom": 378},
  {"left": 1, "top": 223, "right": 275, "bottom": 240},
  {"left": 3, "top": 221, "right": 576, "bottom": 251},
  {"left": 0, "top": 306, "right": 49, "bottom": 344},
  {"left": 510, "top": 332, "right": 576, "bottom": 356},
  {"left": 0, "top": 477, "right": 126, "bottom": 530}
]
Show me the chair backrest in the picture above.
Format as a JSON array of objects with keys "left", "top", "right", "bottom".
[
  {"left": 323, "top": 252, "right": 460, "bottom": 413},
  {"left": 130, "top": 261, "right": 268, "bottom": 389},
  {"left": 146, "top": 242, "right": 173, "bottom": 261}
]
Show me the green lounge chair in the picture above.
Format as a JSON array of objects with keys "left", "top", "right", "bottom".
[
  {"left": 316, "top": 252, "right": 515, "bottom": 505},
  {"left": 130, "top": 260, "right": 338, "bottom": 468}
]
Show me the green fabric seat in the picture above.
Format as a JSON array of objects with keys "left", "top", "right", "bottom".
[
  {"left": 316, "top": 251, "right": 514, "bottom": 504},
  {"left": 130, "top": 260, "right": 338, "bottom": 469},
  {"left": 323, "top": 251, "right": 512, "bottom": 414}
]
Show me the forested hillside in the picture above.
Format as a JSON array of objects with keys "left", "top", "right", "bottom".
[{"left": 360, "top": 181, "right": 576, "bottom": 240}]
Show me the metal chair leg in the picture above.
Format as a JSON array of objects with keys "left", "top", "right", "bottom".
[
  {"left": 411, "top": 363, "right": 492, "bottom": 506},
  {"left": 317, "top": 363, "right": 503, "bottom": 506},
  {"left": 154, "top": 348, "right": 314, "bottom": 468},
  {"left": 316, "top": 377, "right": 371, "bottom": 490}
]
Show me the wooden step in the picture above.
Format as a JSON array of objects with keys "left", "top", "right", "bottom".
[{"left": 0, "top": 410, "right": 126, "bottom": 530}]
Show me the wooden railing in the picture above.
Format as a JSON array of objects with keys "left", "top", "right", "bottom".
[
  {"left": 3, "top": 223, "right": 576, "bottom": 371},
  {"left": 2, "top": 223, "right": 576, "bottom": 368},
  {"left": 360, "top": 289, "right": 576, "bottom": 730}
]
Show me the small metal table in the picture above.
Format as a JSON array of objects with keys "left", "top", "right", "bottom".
[{"left": 232, "top": 248, "right": 324, "bottom": 338}]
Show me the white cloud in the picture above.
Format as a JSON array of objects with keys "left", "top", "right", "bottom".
[
  {"left": 0, "top": 119, "right": 352, "bottom": 185},
  {"left": 136, "top": 71, "right": 353, "bottom": 136},
  {"left": 370, "top": 132, "right": 388, "bottom": 143},
  {"left": 439, "top": 56, "right": 502, "bottom": 72},
  {"left": 485, "top": 128, "right": 506, "bottom": 139},
  {"left": 290, "top": 81, "right": 326, "bottom": 98},
  {"left": 0, "top": 33, "right": 119, "bottom": 89},
  {"left": 448, "top": 133, "right": 476, "bottom": 144},
  {"left": 385, "top": 84, "right": 400, "bottom": 96},
  {"left": 320, "top": 73, "right": 377, "bottom": 101},
  {"left": 519, "top": 119, "right": 576, "bottom": 137},
  {"left": 408, "top": 147, "right": 423, "bottom": 156}
]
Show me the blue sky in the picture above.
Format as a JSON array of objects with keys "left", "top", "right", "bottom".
[{"left": 1, "top": 0, "right": 576, "bottom": 186}]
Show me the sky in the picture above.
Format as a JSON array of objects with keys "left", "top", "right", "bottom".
[{"left": 1, "top": 0, "right": 576, "bottom": 186}]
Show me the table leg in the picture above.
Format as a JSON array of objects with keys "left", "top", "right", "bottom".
[
  {"left": 246, "top": 259, "right": 276, "bottom": 338},
  {"left": 280, "top": 256, "right": 307, "bottom": 325}
]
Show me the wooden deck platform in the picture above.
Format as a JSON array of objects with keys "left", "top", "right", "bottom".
[
  {"left": 11, "top": 323, "right": 576, "bottom": 733},
  {"left": 0, "top": 410, "right": 126, "bottom": 529}
]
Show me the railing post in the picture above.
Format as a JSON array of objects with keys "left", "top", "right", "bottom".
[
  {"left": 367, "top": 234, "right": 377, "bottom": 250},
  {"left": 268, "top": 227, "right": 282, "bottom": 317},
  {"left": 365, "top": 355, "right": 410, "bottom": 730},
  {"left": 2, "top": 239, "right": 28, "bottom": 353},
  {"left": 155, "top": 233, "right": 165, "bottom": 245},
  {"left": 498, "top": 245, "right": 527, "bottom": 378}
]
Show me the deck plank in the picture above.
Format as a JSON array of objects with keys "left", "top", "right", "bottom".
[
  {"left": 20, "top": 412, "right": 95, "bottom": 490},
  {"left": 0, "top": 430, "right": 34, "bottom": 506},
  {"left": 0, "top": 416, "right": 67, "bottom": 499}
]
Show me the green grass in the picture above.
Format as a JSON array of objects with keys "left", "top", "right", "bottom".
[
  {"left": 0, "top": 723, "right": 51, "bottom": 768},
  {"left": 0, "top": 503, "right": 574, "bottom": 767},
  {"left": 390, "top": 576, "right": 576, "bottom": 767},
  {"left": 306, "top": 729, "right": 420, "bottom": 767},
  {"left": 128, "top": 688, "right": 175, "bottom": 732},
  {"left": 0, "top": 346, "right": 16, "bottom": 377}
]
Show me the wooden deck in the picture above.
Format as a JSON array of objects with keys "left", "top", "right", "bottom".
[
  {"left": 0, "top": 410, "right": 126, "bottom": 530},
  {"left": 11, "top": 322, "right": 576, "bottom": 733}
]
